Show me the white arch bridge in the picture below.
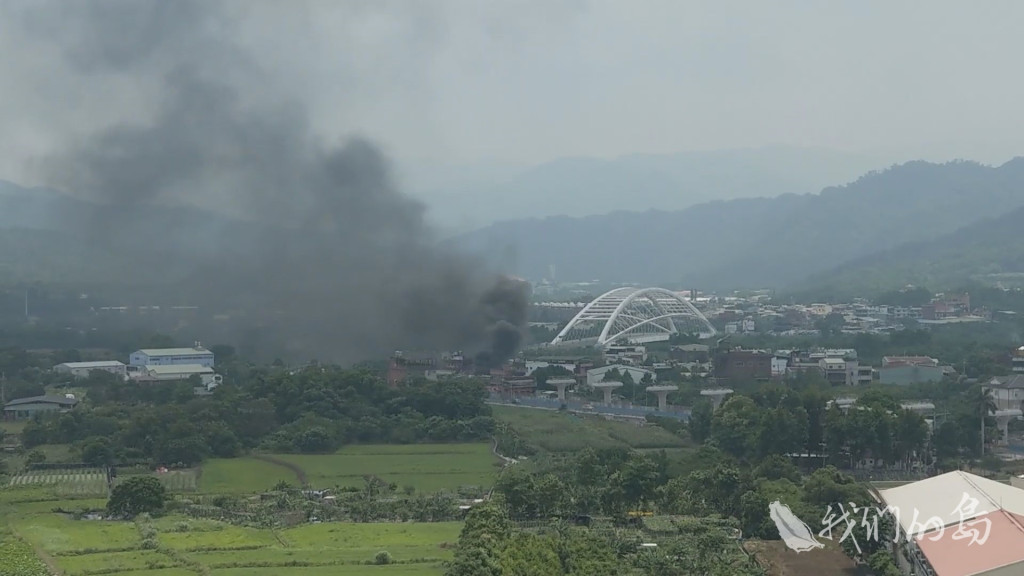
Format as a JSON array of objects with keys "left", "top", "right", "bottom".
[{"left": 551, "top": 287, "right": 716, "bottom": 348}]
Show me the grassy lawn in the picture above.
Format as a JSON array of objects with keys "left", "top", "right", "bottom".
[
  {"left": 199, "top": 457, "right": 301, "bottom": 493},
  {"left": 271, "top": 444, "right": 499, "bottom": 492},
  {"left": 492, "top": 405, "right": 689, "bottom": 452}
]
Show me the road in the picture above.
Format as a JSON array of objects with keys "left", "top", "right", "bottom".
[{"left": 487, "top": 393, "right": 690, "bottom": 421}]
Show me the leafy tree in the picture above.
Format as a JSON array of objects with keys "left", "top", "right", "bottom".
[
  {"left": 688, "top": 399, "right": 713, "bottom": 443},
  {"left": 612, "top": 453, "right": 660, "bottom": 511},
  {"left": 81, "top": 437, "right": 116, "bottom": 466},
  {"left": 710, "top": 396, "right": 762, "bottom": 460},
  {"left": 107, "top": 476, "right": 167, "bottom": 518},
  {"left": 498, "top": 532, "right": 561, "bottom": 576},
  {"left": 24, "top": 449, "right": 46, "bottom": 467}
]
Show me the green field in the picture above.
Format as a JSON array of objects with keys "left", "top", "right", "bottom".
[
  {"left": 199, "top": 444, "right": 499, "bottom": 493},
  {"left": 1, "top": 443, "right": 486, "bottom": 576},
  {"left": 492, "top": 405, "right": 689, "bottom": 452},
  {"left": 272, "top": 444, "right": 499, "bottom": 492},
  {"left": 200, "top": 457, "right": 303, "bottom": 493},
  {"left": 6, "top": 498, "right": 456, "bottom": 576}
]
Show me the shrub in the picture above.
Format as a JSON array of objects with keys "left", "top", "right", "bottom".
[{"left": 374, "top": 550, "right": 393, "bottom": 565}]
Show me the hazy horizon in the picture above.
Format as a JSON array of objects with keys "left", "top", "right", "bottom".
[{"left": 3, "top": 1, "right": 1024, "bottom": 192}]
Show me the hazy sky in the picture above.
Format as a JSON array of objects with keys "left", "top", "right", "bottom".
[{"left": 1, "top": 0, "right": 1023, "bottom": 187}]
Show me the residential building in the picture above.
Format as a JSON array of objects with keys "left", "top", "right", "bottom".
[
  {"left": 671, "top": 344, "right": 710, "bottom": 363},
  {"left": 878, "top": 471, "right": 1024, "bottom": 576},
  {"left": 3, "top": 395, "right": 78, "bottom": 420},
  {"left": 818, "top": 357, "right": 872, "bottom": 386},
  {"left": 770, "top": 353, "right": 790, "bottom": 379},
  {"left": 714, "top": 348, "right": 771, "bottom": 383},
  {"left": 586, "top": 364, "right": 655, "bottom": 386},
  {"left": 498, "top": 378, "right": 536, "bottom": 397},
  {"left": 53, "top": 360, "right": 126, "bottom": 380},
  {"left": 129, "top": 346, "right": 214, "bottom": 367},
  {"left": 879, "top": 356, "right": 944, "bottom": 385},
  {"left": 1013, "top": 346, "right": 1024, "bottom": 374},
  {"left": 603, "top": 345, "right": 647, "bottom": 365},
  {"left": 984, "top": 375, "right": 1024, "bottom": 412},
  {"left": 386, "top": 352, "right": 436, "bottom": 386}
]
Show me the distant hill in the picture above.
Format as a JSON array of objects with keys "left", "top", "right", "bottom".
[
  {"left": 453, "top": 159, "right": 1024, "bottom": 289},
  {"left": 796, "top": 205, "right": 1024, "bottom": 297},
  {"left": 406, "top": 147, "right": 889, "bottom": 231}
]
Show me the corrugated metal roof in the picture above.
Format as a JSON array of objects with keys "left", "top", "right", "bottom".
[
  {"left": 56, "top": 361, "right": 125, "bottom": 368},
  {"left": 4, "top": 395, "right": 78, "bottom": 408},
  {"left": 916, "top": 509, "right": 1024, "bottom": 576},
  {"left": 135, "top": 348, "right": 213, "bottom": 357},
  {"left": 879, "top": 471, "right": 1024, "bottom": 537},
  {"left": 145, "top": 364, "right": 214, "bottom": 375}
]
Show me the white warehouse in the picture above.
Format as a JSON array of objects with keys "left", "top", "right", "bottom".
[
  {"left": 129, "top": 346, "right": 214, "bottom": 368},
  {"left": 135, "top": 364, "right": 223, "bottom": 392},
  {"left": 53, "top": 361, "right": 127, "bottom": 380}
]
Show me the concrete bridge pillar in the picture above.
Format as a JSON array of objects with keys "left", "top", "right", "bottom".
[
  {"left": 699, "top": 388, "right": 734, "bottom": 412},
  {"left": 646, "top": 385, "right": 679, "bottom": 411},
  {"left": 593, "top": 382, "right": 623, "bottom": 405},
  {"left": 549, "top": 379, "right": 574, "bottom": 402}
]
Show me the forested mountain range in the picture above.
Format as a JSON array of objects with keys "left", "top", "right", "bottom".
[
  {"left": 453, "top": 159, "right": 1024, "bottom": 289},
  {"left": 3, "top": 158, "right": 1024, "bottom": 293},
  {"left": 405, "top": 146, "right": 887, "bottom": 231},
  {"left": 796, "top": 204, "right": 1024, "bottom": 297}
]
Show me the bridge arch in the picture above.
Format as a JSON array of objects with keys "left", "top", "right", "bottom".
[{"left": 551, "top": 287, "right": 716, "bottom": 347}]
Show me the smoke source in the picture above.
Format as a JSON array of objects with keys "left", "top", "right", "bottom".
[{"left": 15, "top": 0, "right": 529, "bottom": 363}]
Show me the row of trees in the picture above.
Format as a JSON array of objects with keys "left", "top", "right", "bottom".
[
  {"left": 20, "top": 365, "right": 496, "bottom": 467},
  {"left": 446, "top": 499, "right": 763, "bottom": 576},
  {"left": 685, "top": 381, "right": 1003, "bottom": 469}
]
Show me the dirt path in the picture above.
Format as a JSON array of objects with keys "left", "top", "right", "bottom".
[
  {"left": 744, "top": 540, "right": 872, "bottom": 576},
  {"left": 252, "top": 454, "right": 308, "bottom": 487}
]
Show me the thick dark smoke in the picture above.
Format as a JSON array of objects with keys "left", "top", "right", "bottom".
[{"left": 19, "top": 0, "right": 529, "bottom": 364}]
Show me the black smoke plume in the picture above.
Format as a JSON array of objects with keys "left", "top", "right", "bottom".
[{"left": 18, "top": 0, "right": 529, "bottom": 363}]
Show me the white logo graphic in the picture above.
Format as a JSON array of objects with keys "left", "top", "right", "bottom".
[
  {"left": 770, "top": 501, "right": 825, "bottom": 552},
  {"left": 772, "top": 492, "right": 992, "bottom": 553}
]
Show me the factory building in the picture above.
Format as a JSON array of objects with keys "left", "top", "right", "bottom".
[
  {"left": 54, "top": 360, "right": 127, "bottom": 380},
  {"left": 129, "top": 346, "right": 214, "bottom": 368}
]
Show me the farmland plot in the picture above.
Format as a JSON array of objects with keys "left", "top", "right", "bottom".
[
  {"left": 9, "top": 468, "right": 108, "bottom": 496},
  {"left": 271, "top": 444, "right": 499, "bottom": 492}
]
